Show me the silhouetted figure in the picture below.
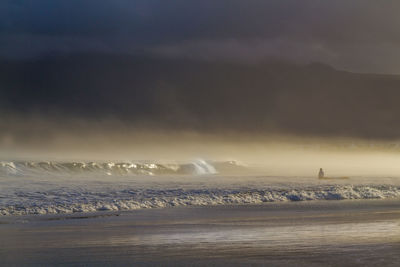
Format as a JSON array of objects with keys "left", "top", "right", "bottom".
[{"left": 318, "top": 168, "right": 324, "bottom": 179}]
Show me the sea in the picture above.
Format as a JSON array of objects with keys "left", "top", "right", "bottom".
[{"left": 1, "top": 159, "right": 400, "bottom": 216}]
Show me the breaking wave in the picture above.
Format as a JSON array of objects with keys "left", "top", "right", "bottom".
[
  {"left": 0, "top": 160, "right": 244, "bottom": 176},
  {"left": 2, "top": 160, "right": 400, "bottom": 217},
  {"left": 2, "top": 185, "right": 400, "bottom": 216}
]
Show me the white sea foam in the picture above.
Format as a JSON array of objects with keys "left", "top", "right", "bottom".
[
  {"left": 1, "top": 160, "right": 400, "bottom": 216},
  {"left": 0, "top": 160, "right": 242, "bottom": 176},
  {"left": 2, "top": 184, "right": 400, "bottom": 216}
]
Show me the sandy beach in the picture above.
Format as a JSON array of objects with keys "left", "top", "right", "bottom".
[
  {"left": 3, "top": 2, "right": 400, "bottom": 266},
  {"left": 2, "top": 199, "right": 400, "bottom": 266}
]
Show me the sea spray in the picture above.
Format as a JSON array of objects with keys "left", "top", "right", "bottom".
[{"left": 2, "top": 185, "right": 400, "bottom": 216}]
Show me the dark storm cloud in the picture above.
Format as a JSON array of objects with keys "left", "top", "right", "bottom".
[
  {"left": 2, "top": 1, "right": 400, "bottom": 140},
  {"left": 2, "top": 1, "right": 400, "bottom": 73},
  {"left": 2, "top": 54, "right": 400, "bottom": 139}
]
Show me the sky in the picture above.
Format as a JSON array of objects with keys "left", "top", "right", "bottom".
[
  {"left": 1, "top": 1, "right": 400, "bottom": 144},
  {"left": 2, "top": 0, "right": 400, "bottom": 73}
]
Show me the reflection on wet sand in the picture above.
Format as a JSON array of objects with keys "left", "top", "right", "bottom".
[{"left": 1, "top": 200, "right": 400, "bottom": 266}]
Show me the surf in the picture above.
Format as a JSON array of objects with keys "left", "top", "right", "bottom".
[{"left": 0, "top": 160, "right": 246, "bottom": 177}]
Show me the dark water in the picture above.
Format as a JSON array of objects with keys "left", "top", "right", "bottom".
[{"left": 1, "top": 200, "right": 400, "bottom": 266}]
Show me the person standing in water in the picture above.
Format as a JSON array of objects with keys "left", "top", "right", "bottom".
[{"left": 318, "top": 168, "right": 324, "bottom": 178}]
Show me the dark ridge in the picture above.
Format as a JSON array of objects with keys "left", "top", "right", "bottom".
[{"left": 1, "top": 53, "right": 400, "bottom": 139}]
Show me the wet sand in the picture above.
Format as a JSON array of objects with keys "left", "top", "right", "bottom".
[{"left": 1, "top": 199, "right": 400, "bottom": 266}]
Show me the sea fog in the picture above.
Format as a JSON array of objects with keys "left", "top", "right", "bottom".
[
  {"left": 2, "top": 121, "right": 400, "bottom": 216},
  {"left": 2, "top": 117, "right": 400, "bottom": 177}
]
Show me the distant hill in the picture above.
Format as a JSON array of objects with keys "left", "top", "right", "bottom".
[{"left": 1, "top": 53, "right": 400, "bottom": 139}]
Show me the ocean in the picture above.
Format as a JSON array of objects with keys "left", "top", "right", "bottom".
[
  {"left": 2, "top": 159, "right": 400, "bottom": 266},
  {"left": 1, "top": 159, "right": 400, "bottom": 216}
]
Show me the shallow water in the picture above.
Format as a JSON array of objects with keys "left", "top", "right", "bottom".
[{"left": 1, "top": 199, "right": 400, "bottom": 266}]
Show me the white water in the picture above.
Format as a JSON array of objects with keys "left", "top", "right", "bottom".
[
  {"left": 2, "top": 160, "right": 400, "bottom": 216},
  {"left": 0, "top": 159, "right": 225, "bottom": 176}
]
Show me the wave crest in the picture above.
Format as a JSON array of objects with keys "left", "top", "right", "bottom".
[{"left": 0, "top": 160, "right": 245, "bottom": 176}]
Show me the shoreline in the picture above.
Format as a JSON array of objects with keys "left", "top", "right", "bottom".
[
  {"left": 2, "top": 198, "right": 400, "bottom": 266},
  {"left": 3, "top": 197, "right": 400, "bottom": 223}
]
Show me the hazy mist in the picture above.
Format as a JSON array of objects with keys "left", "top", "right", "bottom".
[{"left": 2, "top": 1, "right": 400, "bottom": 172}]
